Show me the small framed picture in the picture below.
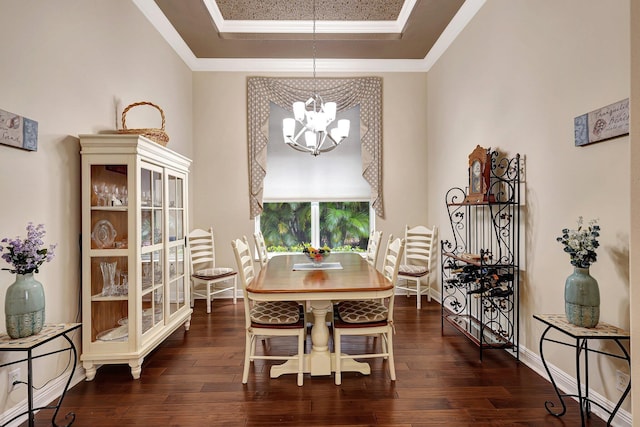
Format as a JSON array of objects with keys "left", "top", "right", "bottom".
[
  {"left": 0, "top": 108, "right": 38, "bottom": 151},
  {"left": 574, "top": 98, "right": 629, "bottom": 146}
]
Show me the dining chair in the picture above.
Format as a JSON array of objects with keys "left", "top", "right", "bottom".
[
  {"left": 253, "top": 230, "right": 269, "bottom": 268},
  {"left": 333, "top": 235, "right": 405, "bottom": 385},
  {"left": 231, "top": 236, "right": 306, "bottom": 386},
  {"left": 396, "top": 225, "right": 438, "bottom": 309},
  {"left": 364, "top": 229, "right": 383, "bottom": 268},
  {"left": 188, "top": 227, "right": 237, "bottom": 314}
]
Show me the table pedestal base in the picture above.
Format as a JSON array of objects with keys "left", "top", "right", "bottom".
[
  {"left": 271, "top": 299, "right": 371, "bottom": 378},
  {"left": 270, "top": 353, "right": 370, "bottom": 378}
]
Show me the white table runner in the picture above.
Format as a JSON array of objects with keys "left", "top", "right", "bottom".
[{"left": 292, "top": 262, "right": 343, "bottom": 271}]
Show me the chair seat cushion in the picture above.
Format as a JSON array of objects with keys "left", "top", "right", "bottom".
[
  {"left": 337, "top": 300, "right": 388, "bottom": 324},
  {"left": 193, "top": 267, "right": 237, "bottom": 280},
  {"left": 250, "top": 301, "right": 301, "bottom": 325},
  {"left": 398, "top": 264, "right": 429, "bottom": 277}
]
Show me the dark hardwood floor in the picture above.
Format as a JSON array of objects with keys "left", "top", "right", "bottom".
[{"left": 33, "top": 297, "right": 606, "bottom": 426}]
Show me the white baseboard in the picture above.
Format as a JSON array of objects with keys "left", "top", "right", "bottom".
[{"left": 0, "top": 366, "right": 85, "bottom": 427}]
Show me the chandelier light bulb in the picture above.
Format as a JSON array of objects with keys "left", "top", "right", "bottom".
[
  {"left": 283, "top": 118, "right": 296, "bottom": 139},
  {"left": 338, "top": 119, "right": 350, "bottom": 138},
  {"left": 305, "top": 131, "right": 316, "bottom": 148},
  {"left": 323, "top": 102, "right": 336, "bottom": 122},
  {"left": 293, "top": 102, "right": 306, "bottom": 121}
]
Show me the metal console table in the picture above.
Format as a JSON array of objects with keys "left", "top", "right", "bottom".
[
  {"left": 534, "top": 314, "right": 630, "bottom": 426},
  {"left": 0, "top": 323, "right": 81, "bottom": 427}
]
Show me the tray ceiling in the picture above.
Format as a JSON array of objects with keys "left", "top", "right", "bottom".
[{"left": 133, "top": 0, "right": 485, "bottom": 71}]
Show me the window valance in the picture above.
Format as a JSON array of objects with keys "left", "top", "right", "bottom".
[{"left": 247, "top": 76, "right": 383, "bottom": 219}]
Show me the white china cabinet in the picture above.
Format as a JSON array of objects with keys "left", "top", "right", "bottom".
[{"left": 79, "top": 134, "right": 192, "bottom": 380}]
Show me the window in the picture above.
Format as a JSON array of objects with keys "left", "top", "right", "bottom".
[
  {"left": 258, "top": 201, "right": 372, "bottom": 252},
  {"left": 319, "top": 202, "right": 370, "bottom": 250},
  {"left": 259, "top": 102, "right": 372, "bottom": 252}
]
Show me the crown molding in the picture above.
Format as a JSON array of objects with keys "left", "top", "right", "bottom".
[{"left": 189, "top": 58, "right": 430, "bottom": 73}]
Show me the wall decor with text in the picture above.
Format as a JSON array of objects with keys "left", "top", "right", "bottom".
[
  {"left": 574, "top": 98, "right": 629, "bottom": 147},
  {"left": 0, "top": 108, "right": 38, "bottom": 151}
]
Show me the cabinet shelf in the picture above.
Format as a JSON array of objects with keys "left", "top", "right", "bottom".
[
  {"left": 90, "top": 248, "right": 129, "bottom": 256},
  {"left": 440, "top": 148, "right": 520, "bottom": 361},
  {"left": 91, "top": 294, "right": 128, "bottom": 301},
  {"left": 91, "top": 206, "right": 129, "bottom": 212},
  {"left": 80, "top": 134, "right": 192, "bottom": 380},
  {"left": 442, "top": 252, "right": 492, "bottom": 267},
  {"left": 442, "top": 310, "right": 514, "bottom": 348},
  {"left": 447, "top": 200, "right": 517, "bottom": 207}
]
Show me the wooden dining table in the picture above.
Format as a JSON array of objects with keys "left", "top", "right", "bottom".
[{"left": 246, "top": 252, "right": 394, "bottom": 378}]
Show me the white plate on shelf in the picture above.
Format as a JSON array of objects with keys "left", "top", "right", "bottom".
[
  {"left": 91, "top": 219, "right": 117, "bottom": 248},
  {"left": 96, "top": 325, "right": 128, "bottom": 341}
]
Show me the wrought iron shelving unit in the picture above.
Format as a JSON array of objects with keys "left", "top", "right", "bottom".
[{"left": 440, "top": 149, "right": 521, "bottom": 360}]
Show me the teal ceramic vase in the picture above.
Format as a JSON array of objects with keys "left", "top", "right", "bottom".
[
  {"left": 564, "top": 267, "right": 600, "bottom": 328},
  {"left": 5, "top": 273, "right": 45, "bottom": 338}
]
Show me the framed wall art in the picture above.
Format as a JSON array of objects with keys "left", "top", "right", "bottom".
[
  {"left": 0, "top": 108, "right": 38, "bottom": 151},
  {"left": 574, "top": 98, "right": 629, "bottom": 147}
]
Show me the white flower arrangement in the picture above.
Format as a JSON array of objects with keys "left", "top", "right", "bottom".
[{"left": 556, "top": 217, "right": 600, "bottom": 268}]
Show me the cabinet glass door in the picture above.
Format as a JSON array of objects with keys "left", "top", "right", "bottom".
[
  {"left": 141, "top": 165, "right": 164, "bottom": 335},
  {"left": 89, "top": 164, "right": 129, "bottom": 344},
  {"left": 167, "top": 172, "right": 187, "bottom": 316}
]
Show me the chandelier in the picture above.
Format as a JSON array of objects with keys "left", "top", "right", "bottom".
[{"left": 282, "top": 0, "right": 350, "bottom": 156}]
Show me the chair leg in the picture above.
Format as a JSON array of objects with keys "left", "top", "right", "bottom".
[
  {"left": 381, "top": 332, "right": 388, "bottom": 356},
  {"left": 427, "top": 279, "right": 431, "bottom": 302},
  {"left": 206, "top": 284, "right": 212, "bottom": 314},
  {"left": 334, "top": 329, "right": 342, "bottom": 385},
  {"left": 416, "top": 278, "right": 421, "bottom": 309},
  {"left": 386, "top": 330, "right": 396, "bottom": 381},
  {"left": 242, "top": 333, "right": 252, "bottom": 384},
  {"left": 232, "top": 276, "right": 238, "bottom": 304},
  {"left": 297, "top": 331, "right": 304, "bottom": 386}
]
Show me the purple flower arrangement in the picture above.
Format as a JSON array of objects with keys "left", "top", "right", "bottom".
[{"left": 0, "top": 223, "right": 57, "bottom": 274}]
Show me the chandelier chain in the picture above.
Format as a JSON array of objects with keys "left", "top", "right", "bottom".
[{"left": 312, "top": 0, "right": 317, "bottom": 90}]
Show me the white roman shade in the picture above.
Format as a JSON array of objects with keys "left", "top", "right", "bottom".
[{"left": 263, "top": 103, "right": 368, "bottom": 201}]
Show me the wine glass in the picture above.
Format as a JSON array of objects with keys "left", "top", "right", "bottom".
[
  {"left": 121, "top": 186, "right": 128, "bottom": 206},
  {"left": 106, "top": 184, "right": 117, "bottom": 206},
  {"left": 93, "top": 183, "right": 101, "bottom": 206},
  {"left": 121, "top": 273, "right": 129, "bottom": 295},
  {"left": 93, "top": 182, "right": 105, "bottom": 206},
  {"left": 113, "top": 186, "right": 120, "bottom": 205}
]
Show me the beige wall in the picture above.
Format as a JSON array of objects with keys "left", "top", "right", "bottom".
[
  {"left": 427, "top": 0, "right": 630, "bottom": 413},
  {"left": 192, "top": 72, "right": 429, "bottom": 270},
  {"left": 629, "top": 0, "right": 639, "bottom": 417},
  {"left": 0, "top": 0, "right": 193, "bottom": 415},
  {"left": 0, "top": 0, "right": 634, "bottom": 422}
]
